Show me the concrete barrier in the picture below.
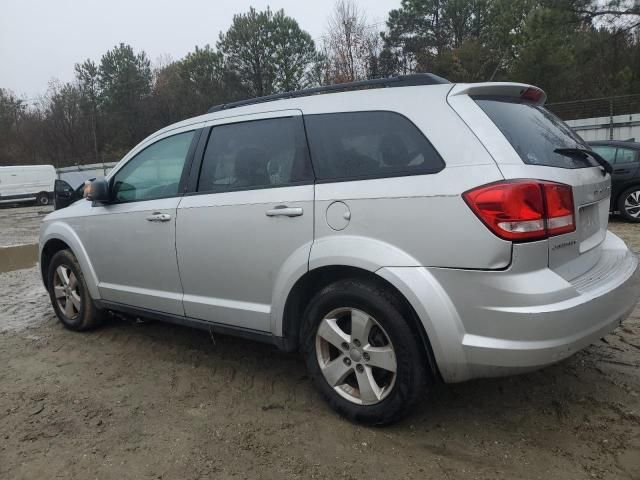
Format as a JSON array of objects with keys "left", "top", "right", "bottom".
[{"left": 0, "top": 244, "right": 38, "bottom": 273}]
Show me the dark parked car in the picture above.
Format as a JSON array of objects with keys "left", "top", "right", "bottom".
[
  {"left": 54, "top": 176, "right": 96, "bottom": 210},
  {"left": 589, "top": 140, "right": 640, "bottom": 222}
]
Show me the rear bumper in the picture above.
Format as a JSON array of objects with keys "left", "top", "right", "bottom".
[
  {"left": 460, "top": 255, "right": 638, "bottom": 378},
  {"left": 379, "top": 232, "right": 639, "bottom": 382}
]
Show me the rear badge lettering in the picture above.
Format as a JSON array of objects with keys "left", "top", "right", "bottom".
[{"left": 551, "top": 240, "right": 577, "bottom": 251}]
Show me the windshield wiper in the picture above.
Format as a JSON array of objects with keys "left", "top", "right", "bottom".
[{"left": 554, "top": 147, "right": 612, "bottom": 175}]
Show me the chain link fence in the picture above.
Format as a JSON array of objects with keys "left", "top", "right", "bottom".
[
  {"left": 547, "top": 94, "right": 640, "bottom": 142},
  {"left": 547, "top": 93, "right": 640, "bottom": 121}
]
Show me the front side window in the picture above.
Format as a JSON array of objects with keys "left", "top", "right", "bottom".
[
  {"left": 112, "top": 131, "right": 195, "bottom": 202},
  {"left": 304, "top": 111, "right": 444, "bottom": 181},
  {"left": 197, "top": 116, "right": 313, "bottom": 193}
]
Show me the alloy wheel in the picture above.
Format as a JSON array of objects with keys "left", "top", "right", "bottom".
[
  {"left": 624, "top": 190, "right": 640, "bottom": 218},
  {"left": 53, "top": 265, "right": 81, "bottom": 319},
  {"left": 315, "top": 307, "right": 397, "bottom": 405}
]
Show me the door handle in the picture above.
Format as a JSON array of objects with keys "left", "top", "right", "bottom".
[
  {"left": 146, "top": 212, "right": 172, "bottom": 222},
  {"left": 613, "top": 168, "right": 630, "bottom": 174},
  {"left": 265, "top": 206, "right": 303, "bottom": 217}
]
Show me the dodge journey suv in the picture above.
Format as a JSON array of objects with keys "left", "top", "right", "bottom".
[{"left": 40, "top": 74, "right": 640, "bottom": 425}]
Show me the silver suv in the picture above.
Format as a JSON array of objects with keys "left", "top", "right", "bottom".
[{"left": 39, "top": 75, "right": 640, "bottom": 425}]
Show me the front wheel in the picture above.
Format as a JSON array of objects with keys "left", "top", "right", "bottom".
[
  {"left": 618, "top": 186, "right": 640, "bottom": 222},
  {"left": 300, "top": 279, "right": 431, "bottom": 425},
  {"left": 47, "top": 249, "right": 105, "bottom": 331}
]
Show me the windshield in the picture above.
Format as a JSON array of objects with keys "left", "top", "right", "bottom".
[{"left": 474, "top": 97, "right": 598, "bottom": 169}]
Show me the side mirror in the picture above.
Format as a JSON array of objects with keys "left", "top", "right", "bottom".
[{"left": 84, "top": 178, "right": 110, "bottom": 202}]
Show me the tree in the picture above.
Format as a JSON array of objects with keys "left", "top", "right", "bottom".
[
  {"left": 218, "top": 7, "right": 317, "bottom": 96},
  {"left": 0, "top": 89, "right": 25, "bottom": 165},
  {"left": 379, "top": 0, "right": 640, "bottom": 97},
  {"left": 97, "top": 43, "right": 152, "bottom": 152},
  {"left": 74, "top": 60, "right": 100, "bottom": 161},
  {"left": 322, "top": 0, "right": 382, "bottom": 83},
  {"left": 271, "top": 11, "right": 320, "bottom": 91}
]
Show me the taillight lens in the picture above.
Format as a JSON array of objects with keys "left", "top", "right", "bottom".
[
  {"left": 463, "top": 180, "right": 575, "bottom": 241},
  {"left": 521, "top": 87, "right": 543, "bottom": 103}
]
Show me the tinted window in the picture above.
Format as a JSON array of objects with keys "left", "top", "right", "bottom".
[
  {"left": 112, "top": 131, "right": 194, "bottom": 202},
  {"left": 591, "top": 145, "right": 617, "bottom": 164},
  {"left": 475, "top": 98, "right": 597, "bottom": 169},
  {"left": 616, "top": 147, "right": 638, "bottom": 163},
  {"left": 304, "top": 111, "right": 444, "bottom": 181},
  {"left": 197, "top": 117, "right": 312, "bottom": 192}
]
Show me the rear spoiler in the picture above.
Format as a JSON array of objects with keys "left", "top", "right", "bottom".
[{"left": 448, "top": 82, "right": 547, "bottom": 105}]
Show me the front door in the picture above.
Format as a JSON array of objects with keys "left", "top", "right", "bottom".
[
  {"left": 80, "top": 129, "right": 199, "bottom": 316},
  {"left": 176, "top": 112, "right": 314, "bottom": 332}
]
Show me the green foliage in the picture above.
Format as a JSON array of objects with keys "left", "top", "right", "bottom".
[
  {"left": 0, "top": 3, "right": 638, "bottom": 167},
  {"left": 218, "top": 7, "right": 317, "bottom": 96},
  {"left": 382, "top": 0, "right": 640, "bottom": 100}
]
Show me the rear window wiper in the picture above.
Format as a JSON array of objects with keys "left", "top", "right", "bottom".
[{"left": 554, "top": 147, "right": 612, "bottom": 175}]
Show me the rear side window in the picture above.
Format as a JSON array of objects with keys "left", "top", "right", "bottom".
[
  {"left": 474, "top": 98, "right": 598, "bottom": 169},
  {"left": 616, "top": 147, "right": 639, "bottom": 163},
  {"left": 197, "top": 116, "right": 313, "bottom": 192},
  {"left": 304, "top": 111, "right": 444, "bottom": 181}
]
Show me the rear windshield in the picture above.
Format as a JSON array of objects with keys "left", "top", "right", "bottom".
[{"left": 474, "top": 97, "right": 598, "bottom": 169}]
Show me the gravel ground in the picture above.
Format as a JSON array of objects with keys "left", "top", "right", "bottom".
[
  {"left": 0, "top": 204, "right": 52, "bottom": 247},
  {"left": 0, "top": 205, "right": 639, "bottom": 479}
]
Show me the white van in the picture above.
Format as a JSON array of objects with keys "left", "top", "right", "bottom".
[{"left": 0, "top": 165, "right": 56, "bottom": 206}]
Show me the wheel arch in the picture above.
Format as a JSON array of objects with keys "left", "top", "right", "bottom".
[
  {"left": 39, "top": 222, "right": 101, "bottom": 299},
  {"left": 279, "top": 264, "right": 442, "bottom": 380}
]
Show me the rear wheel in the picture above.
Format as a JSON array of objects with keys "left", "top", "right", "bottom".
[
  {"left": 618, "top": 186, "right": 640, "bottom": 222},
  {"left": 47, "top": 250, "right": 105, "bottom": 331},
  {"left": 36, "top": 192, "right": 50, "bottom": 206},
  {"left": 300, "top": 278, "right": 430, "bottom": 425}
]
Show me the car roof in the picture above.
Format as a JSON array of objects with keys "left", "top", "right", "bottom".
[{"left": 588, "top": 139, "right": 640, "bottom": 149}]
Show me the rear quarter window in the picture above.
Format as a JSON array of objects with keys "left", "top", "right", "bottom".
[
  {"left": 304, "top": 111, "right": 444, "bottom": 181},
  {"left": 474, "top": 97, "right": 598, "bottom": 169}
]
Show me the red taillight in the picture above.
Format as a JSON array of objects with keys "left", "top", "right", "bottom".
[
  {"left": 543, "top": 182, "right": 575, "bottom": 236},
  {"left": 521, "top": 87, "right": 543, "bottom": 102},
  {"left": 463, "top": 180, "right": 575, "bottom": 241}
]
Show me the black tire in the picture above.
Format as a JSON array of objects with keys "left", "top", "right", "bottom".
[
  {"left": 36, "top": 192, "right": 50, "bottom": 206},
  {"left": 47, "top": 249, "right": 105, "bottom": 331},
  {"left": 300, "top": 278, "right": 431, "bottom": 426},
  {"left": 618, "top": 186, "right": 640, "bottom": 222}
]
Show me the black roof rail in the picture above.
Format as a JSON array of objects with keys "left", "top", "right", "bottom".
[{"left": 207, "top": 73, "right": 450, "bottom": 114}]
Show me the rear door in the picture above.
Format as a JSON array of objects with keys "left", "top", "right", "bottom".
[
  {"left": 611, "top": 146, "right": 640, "bottom": 181},
  {"left": 448, "top": 84, "right": 611, "bottom": 280},
  {"left": 591, "top": 145, "right": 639, "bottom": 207},
  {"left": 609, "top": 146, "right": 640, "bottom": 189},
  {"left": 176, "top": 111, "right": 314, "bottom": 332}
]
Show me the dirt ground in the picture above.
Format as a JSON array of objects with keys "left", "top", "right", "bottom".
[
  {"left": 0, "top": 204, "right": 52, "bottom": 248},
  {"left": 1, "top": 206, "right": 639, "bottom": 479}
]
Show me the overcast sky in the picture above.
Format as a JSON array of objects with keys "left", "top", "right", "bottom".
[{"left": 0, "top": 0, "right": 400, "bottom": 99}]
